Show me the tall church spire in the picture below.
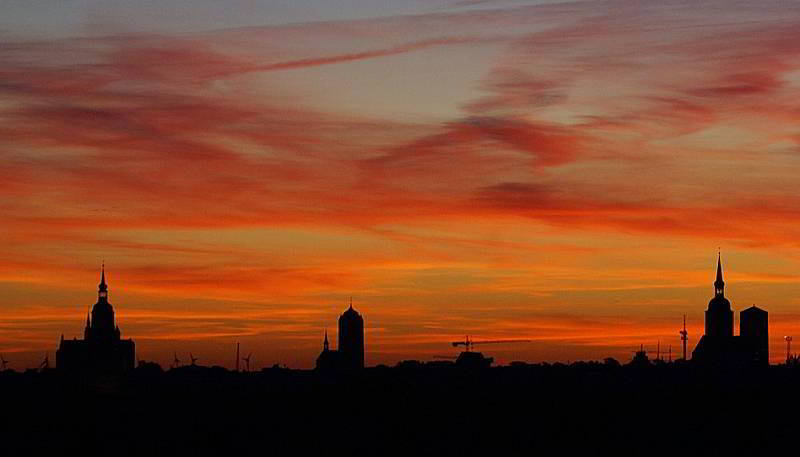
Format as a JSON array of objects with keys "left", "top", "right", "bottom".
[
  {"left": 84, "top": 305, "right": 91, "bottom": 339},
  {"left": 714, "top": 252, "right": 725, "bottom": 297},
  {"left": 98, "top": 263, "right": 108, "bottom": 300},
  {"left": 323, "top": 329, "right": 329, "bottom": 351}
]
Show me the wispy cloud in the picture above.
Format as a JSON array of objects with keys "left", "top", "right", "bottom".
[{"left": 3, "top": 0, "right": 800, "bottom": 367}]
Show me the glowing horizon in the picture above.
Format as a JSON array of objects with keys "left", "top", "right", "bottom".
[{"left": 2, "top": 0, "right": 800, "bottom": 369}]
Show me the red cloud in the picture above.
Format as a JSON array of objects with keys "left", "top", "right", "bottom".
[{"left": 4, "top": 1, "right": 800, "bottom": 368}]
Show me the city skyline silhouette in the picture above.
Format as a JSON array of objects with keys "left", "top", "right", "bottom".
[
  {"left": 4, "top": 0, "right": 800, "bottom": 373},
  {"left": 2, "top": 264, "right": 798, "bottom": 456},
  {"left": 0, "top": 254, "right": 790, "bottom": 372},
  {"left": 4, "top": 1, "right": 800, "bottom": 455}
]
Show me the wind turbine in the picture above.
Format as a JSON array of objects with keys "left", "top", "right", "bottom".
[
  {"left": 189, "top": 353, "right": 199, "bottom": 366},
  {"left": 172, "top": 352, "right": 181, "bottom": 368},
  {"left": 241, "top": 353, "right": 252, "bottom": 372},
  {"left": 0, "top": 355, "right": 9, "bottom": 371}
]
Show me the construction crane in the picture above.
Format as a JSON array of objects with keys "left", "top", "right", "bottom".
[
  {"left": 241, "top": 353, "right": 252, "bottom": 372},
  {"left": 680, "top": 315, "right": 688, "bottom": 360},
  {"left": 449, "top": 336, "right": 530, "bottom": 369},
  {"left": 451, "top": 336, "right": 530, "bottom": 352}
]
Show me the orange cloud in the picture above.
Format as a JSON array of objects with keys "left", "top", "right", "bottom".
[{"left": 3, "top": 0, "right": 800, "bottom": 369}]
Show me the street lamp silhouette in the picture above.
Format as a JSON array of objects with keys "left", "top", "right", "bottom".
[{"left": 785, "top": 336, "right": 792, "bottom": 363}]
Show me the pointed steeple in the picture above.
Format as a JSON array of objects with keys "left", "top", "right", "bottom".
[
  {"left": 714, "top": 252, "right": 725, "bottom": 297},
  {"left": 323, "top": 329, "right": 329, "bottom": 351},
  {"left": 98, "top": 262, "right": 108, "bottom": 300},
  {"left": 84, "top": 308, "right": 91, "bottom": 340},
  {"left": 99, "top": 262, "right": 107, "bottom": 289}
]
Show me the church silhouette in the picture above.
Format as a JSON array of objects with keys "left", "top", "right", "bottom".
[
  {"left": 316, "top": 301, "right": 365, "bottom": 372},
  {"left": 692, "top": 254, "right": 768, "bottom": 366},
  {"left": 56, "top": 266, "right": 135, "bottom": 375}
]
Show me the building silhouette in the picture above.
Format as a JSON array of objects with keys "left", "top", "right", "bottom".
[
  {"left": 315, "top": 302, "right": 365, "bottom": 372},
  {"left": 692, "top": 255, "right": 768, "bottom": 366},
  {"left": 315, "top": 330, "right": 339, "bottom": 371},
  {"left": 705, "top": 255, "right": 733, "bottom": 338},
  {"left": 740, "top": 305, "right": 769, "bottom": 363},
  {"left": 339, "top": 303, "right": 365, "bottom": 370},
  {"left": 56, "top": 266, "right": 135, "bottom": 375}
]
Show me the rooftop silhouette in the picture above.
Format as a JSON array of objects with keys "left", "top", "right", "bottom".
[
  {"left": 0, "top": 256, "right": 796, "bottom": 455},
  {"left": 55, "top": 265, "right": 135, "bottom": 376},
  {"left": 693, "top": 254, "right": 769, "bottom": 367}
]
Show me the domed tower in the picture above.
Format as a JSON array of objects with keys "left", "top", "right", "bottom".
[
  {"left": 58, "top": 264, "right": 135, "bottom": 375},
  {"left": 705, "top": 254, "right": 733, "bottom": 338},
  {"left": 89, "top": 264, "right": 118, "bottom": 342},
  {"left": 338, "top": 300, "right": 364, "bottom": 370}
]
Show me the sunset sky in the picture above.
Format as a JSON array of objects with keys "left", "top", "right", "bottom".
[{"left": 2, "top": 0, "right": 800, "bottom": 369}]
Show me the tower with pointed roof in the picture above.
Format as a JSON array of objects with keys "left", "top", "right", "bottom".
[
  {"left": 56, "top": 265, "right": 135, "bottom": 375},
  {"left": 692, "top": 253, "right": 770, "bottom": 367},
  {"left": 705, "top": 253, "right": 733, "bottom": 338},
  {"left": 315, "top": 329, "right": 340, "bottom": 372},
  {"left": 90, "top": 263, "right": 118, "bottom": 342}
]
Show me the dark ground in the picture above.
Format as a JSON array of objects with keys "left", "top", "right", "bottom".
[{"left": 1, "top": 359, "right": 795, "bottom": 456}]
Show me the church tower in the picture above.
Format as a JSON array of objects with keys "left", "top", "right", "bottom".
[
  {"left": 705, "top": 254, "right": 733, "bottom": 338},
  {"left": 89, "top": 264, "right": 117, "bottom": 342},
  {"left": 315, "top": 329, "right": 339, "bottom": 372},
  {"left": 693, "top": 253, "right": 770, "bottom": 366},
  {"left": 56, "top": 264, "right": 135, "bottom": 375},
  {"left": 338, "top": 300, "right": 365, "bottom": 370}
]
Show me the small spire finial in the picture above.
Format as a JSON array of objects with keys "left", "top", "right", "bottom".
[
  {"left": 349, "top": 296, "right": 353, "bottom": 309},
  {"left": 98, "top": 262, "right": 109, "bottom": 298},
  {"left": 714, "top": 251, "right": 725, "bottom": 297}
]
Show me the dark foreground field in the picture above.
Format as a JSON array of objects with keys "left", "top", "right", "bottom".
[{"left": 1, "top": 360, "right": 796, "bottom": 456}]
